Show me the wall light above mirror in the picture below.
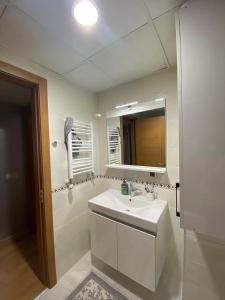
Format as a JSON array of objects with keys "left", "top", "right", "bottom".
[{"left": 106, "top": 98, "right": 166, "bottom": 173}]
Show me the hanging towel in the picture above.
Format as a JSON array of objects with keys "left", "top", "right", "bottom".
[{"left": 64, "top": 117, "right": 74, "bottom": 150}]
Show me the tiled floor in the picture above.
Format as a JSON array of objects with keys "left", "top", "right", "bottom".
[
  {"left": 36, "top": 251, "right": 141, "bottom": 300},
  {"left": 36, "top": 252, "right": 91, "bottom": 300}
]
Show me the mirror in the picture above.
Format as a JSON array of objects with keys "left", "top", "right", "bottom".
[{"left": 106, "top": 99, "right": 166, "bottom": 170}]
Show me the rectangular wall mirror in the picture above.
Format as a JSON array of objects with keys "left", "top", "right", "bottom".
[{"left": 106, "top": 99, "right": 166, "bottom": 173}]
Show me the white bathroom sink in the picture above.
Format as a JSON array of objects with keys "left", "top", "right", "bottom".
[{"left": 88, "top": 189, "right": 168, "bottom": 234}]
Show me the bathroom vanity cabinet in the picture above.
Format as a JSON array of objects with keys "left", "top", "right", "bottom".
[
  {"left": 90, "top": 212, "right": 118, "bottom": 269},
  {"left": 90, "top": 211, "right": 167, "bottom": 291},
  {"left": 177, "top": 0, "right": 225, "bottom": 240},
  {"left": 117, "top": 222, "right": 156, "bottom": 290}
]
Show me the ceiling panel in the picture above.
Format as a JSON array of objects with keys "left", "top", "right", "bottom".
[
  {"left": 0, "top": 6, "right": 84, "bottom": 73},
  {"left": 63, "top": 61, "right": 117, "bottom": 92},
  {"left": 12, "top": 0, "right": 149, "bottom": 57},
  {"left": 154, "top": 9, "right": 177, "bottom": 66},
  {"left": 144, "top": 0, "right": 185, "bottom": 19},
  {"left": 90, "top": 24, "right": 167, "bottom": 84},
  {"left": 0, "top": 1, "right": 179, "bottom": 91}
]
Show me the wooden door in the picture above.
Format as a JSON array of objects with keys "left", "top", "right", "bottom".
[
  {"left": 135, "top": 116, "right": 165, "bottom": 167},
  {"left": 120, "top": 116, "right": 136, "bottom": 165},
  {"left": 0, "top": 61, "right": 56, "bottom": 287}
]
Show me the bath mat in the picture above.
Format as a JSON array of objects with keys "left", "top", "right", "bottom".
[{"left": 66, "top": 272, "right": 128, "bottom": 300}]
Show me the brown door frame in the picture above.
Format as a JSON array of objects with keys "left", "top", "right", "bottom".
[{"left": 0, "top": 60, "right": 57, "bottom": 288}]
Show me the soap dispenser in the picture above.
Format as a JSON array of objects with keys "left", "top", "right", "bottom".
[{"left": 121, "top": 179, "right": 129, "bottom": 195}]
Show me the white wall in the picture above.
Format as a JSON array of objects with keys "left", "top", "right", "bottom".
[
  {"left": 96, "top": 67, "right": 184, "bottom": 300},
  {"left": 0, "top": 46, "right": 99, "bottom": 278}
]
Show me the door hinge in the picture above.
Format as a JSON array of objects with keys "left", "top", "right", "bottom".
[{"left": 40, "top": 190, "right": 44, "bottom": 203}]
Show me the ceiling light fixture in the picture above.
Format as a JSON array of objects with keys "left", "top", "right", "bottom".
[
  {"left": 73, "top": 0, "right": 98, "bottom": 26},
  {"left": 154, "top": 98, "right": 164, "bottom": 102},
  {"left": 115, "top": 101, "right": 138, "bottom": 109},
  {"left": 95, "top": 113, "right": 102, "bottom": 118}
]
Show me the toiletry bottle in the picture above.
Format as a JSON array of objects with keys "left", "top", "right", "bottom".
[
  {"left": 145, "top": 184, "right": 155, "bottom": 200},
  {"left": 121, "top": 179, "right": 129, "bottom": 195}
]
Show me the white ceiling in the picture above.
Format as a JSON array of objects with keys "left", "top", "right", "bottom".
[{"left": 0, "top": 0, "right": 185, "bottom": 92}]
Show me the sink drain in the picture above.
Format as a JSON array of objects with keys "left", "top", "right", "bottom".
[{"left": 125, "top": 209, "right": 130, "bottom": 212}]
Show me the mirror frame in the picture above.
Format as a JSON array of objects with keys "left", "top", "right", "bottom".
[{"left": 105, "top": 98, "right": 167, "bottom": 174}]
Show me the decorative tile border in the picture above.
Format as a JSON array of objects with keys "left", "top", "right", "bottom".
[
  {"left": 52, "top": 185, "right": 68, "bottom": 193},
  {"left": 96, "top": 175, "right": 176, "bottom": 189},
  {"left": 52, "top": 174, "right": 176, "bottom": 193}
]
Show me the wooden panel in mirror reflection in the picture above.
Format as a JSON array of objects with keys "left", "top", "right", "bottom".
[{"left": 120, "top": 116, "right": 165, "bottom": 167}]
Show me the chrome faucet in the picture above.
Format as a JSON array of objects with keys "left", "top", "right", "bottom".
[{"left": 129, "top": 183, "right": 142, "bottom": 197}]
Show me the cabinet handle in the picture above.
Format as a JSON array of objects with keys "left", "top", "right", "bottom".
[{"left": 176, "top": 182, "right": 180, "bottom": 217}]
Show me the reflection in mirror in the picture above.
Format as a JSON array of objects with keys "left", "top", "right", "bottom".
[{"left": 107, "top": 100, "right": 166, "bottom": 168}]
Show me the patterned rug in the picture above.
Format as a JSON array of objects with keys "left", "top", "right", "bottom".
[{"left": 66, "top": 272, "right": 128, "bottom": 300}]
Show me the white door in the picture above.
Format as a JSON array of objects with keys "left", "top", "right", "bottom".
[
  {"left": 178, "top": 0, "right": 225, "bottom": 240},
  {"left": 90, "top": 212, "right": 117, "bottom": 269},
  {"left": 117, "top": 223, "right": 156, "bottom": 291}
]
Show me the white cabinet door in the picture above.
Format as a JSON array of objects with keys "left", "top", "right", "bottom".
[
  {"left": 90, "top": 212, "right": 117, "bottom": 269},
  {"left": 178, "top": 0, "right": 225, "bottom": 240},
  {"left": 117, "top": 223, "right": 156, "bottom": 291}
]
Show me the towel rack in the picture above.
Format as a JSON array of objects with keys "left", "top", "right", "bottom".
[
  {"left": 68, "top": 120, "right": 94, "bottom": 178},
  {"left": 107, "top": 126, "right": 121, "bottom": 164}
]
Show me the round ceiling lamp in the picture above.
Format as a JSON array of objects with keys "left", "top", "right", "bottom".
[{"left": 73, "top": 0, "right": 98, "bottom": 26}]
